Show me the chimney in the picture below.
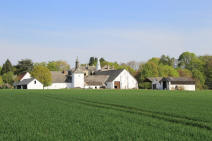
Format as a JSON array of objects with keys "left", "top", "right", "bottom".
[{"left": 96, "top": 58, "right": 101, "bottom": 71}]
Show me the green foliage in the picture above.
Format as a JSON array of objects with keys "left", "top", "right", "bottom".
[
  {"left": 159, "top": 55, "right": 175, "bottom": 66},
  {"left": 15, "top": 59, "right": 33, "bottom": 75},
  {"left": 2, "top": 71, "right": 14, "bottom": 85},
  {"left": 192, "top": 69, "right": 205, "bottom": 89},
  {"left": 158, "top": 65, "right": 179, "bottom": 77},
  {"left": 141, "top": 62, "right": 159, "bottom": 81},
  {"left": 139, "top": 82, "right": 152, "bottom": 89},
  {"left": 34, "top": 62, "right": 47, "bottom": 67},
  {"left": 147, "top": 57, "right": 160, "bottom": 65},
  {"left": 0, "top": 76, "right": 3, "bottom": 86},
  {"left": 47, "top": 61, "right": 70, "bottom": 71},
  {"left": 177, "top": 68, "right": 193, "bottom": 78},
  {"left": 178, "top": 52, "right": 204, "bottom": 72},
  {"left": 0, "top": 66, "right": 2, "bottom": 74},
  {"left": 204, "top": 58, "right": 212, "bottom": 89},
  {"left": 1, "top": 59, "right": 13, "bottom": 75},
  {"left": 89, "top": 57, "right": 95, "bottom": 66},
  {"left": 0, "top": 90, "right": 212, "bottom": 141},
  {"left": 31, "top": 66, "right": 52, "bottom": 87}
]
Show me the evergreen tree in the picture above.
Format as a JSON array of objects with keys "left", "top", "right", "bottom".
[
  {"left": 15, "top": 59, "right": 33, "bottom": 75},
  {"left": 1, "top": 59, "right": 13, "bottom": 75}
]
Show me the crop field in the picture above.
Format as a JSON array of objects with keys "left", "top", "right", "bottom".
[{"left": 0, "top": 89, "right": 212, "bottom": 141}]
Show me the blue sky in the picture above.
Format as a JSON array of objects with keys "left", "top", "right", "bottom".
[{"left": 0, "top": 0, "right": 212, "bottom": 66}]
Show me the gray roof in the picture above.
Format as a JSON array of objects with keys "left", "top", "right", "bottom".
[
  {"left": 85, "top": 75, "right": 109, "bottom": 86},
  {"left": 94, "top": 69, "right": 124, "bottom": 82},
  {"left": 160, "top": 77, "right": 195, "bottom": 84},
  {"left": 14, "top": 78, "right": 35, "bottom": 86},
  {"left": 146, "top": 77, "right": 163, "bottom": 82},
  {"left": 51, "top": 71, "right": 71, "bottom": 83}
]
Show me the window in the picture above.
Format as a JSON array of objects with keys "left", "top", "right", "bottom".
[{"left": 34, "top": 81, "right": 36, "bottom": 84}]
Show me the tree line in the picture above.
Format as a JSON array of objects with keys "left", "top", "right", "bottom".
[{"left": 0, "top": 52, "right": 212, "bottom": 89}]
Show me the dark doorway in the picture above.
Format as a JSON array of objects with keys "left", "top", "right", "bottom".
[
  {"left": 22, "top": 85, "right": 27, "bottom": 89},
  {"left": 153, "top": 84, "right": 157, "bottom": 89},
  {"left": 114, "top": 81, "right": 120, "bottom": 89},
  {"left": 163, "top": 81, "right": 167, "bottom": 90}
]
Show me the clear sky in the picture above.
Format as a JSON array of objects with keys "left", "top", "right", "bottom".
[{"left": 0, "top": 0, "right": 212, "bottom": 66}]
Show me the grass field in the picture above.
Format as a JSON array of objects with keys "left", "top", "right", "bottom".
[{"left": 0, "top": 89, "right": 212, "bottom": 141}]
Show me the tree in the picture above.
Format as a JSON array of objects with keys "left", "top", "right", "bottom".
[
  {"left": 204, "top": 58, "right": 212, "bottom": 89},
  {"left": 158, "top": 65, "right": 179, "bottom": 77},
  {"left": 192, "top": 69, "right": 205, "bottom": 89},
  {"left": 47, "top": 61, "right": 70, "bottom": 71},
  {"left": 178, "top": 52, "right": 204, "bottom": 72},
  {"left": 89, "top": 57, "right": 95, "bottom": 66},
  {"left": 0, "top": 66, "right": 2, "bottom": 74},
  {"left": 0, "top": 76, "right": 3, "bottom": 86},
  {"left": 177, "top": 68, "right": 192, "bottom": 78},
  {"left": 31, "top": 66, "right": 52, "bottom": 87},
  {"left": 34, "top": 62, "right": 47, "bottom": 67},
  {"left": 140, "top": 62, "right": 159, "bottom": 81},
  {"left": 15, "top": 59, "right": 33, "bottom": 75},
  {"left": 1, "top": 59, "right": 13, "bottom": 75},
  {"left": 2, "top": 72, "right": 14, "bottom": 85},
  {"left": 159, "top": 55, "right": 175, "bottom": 66}
]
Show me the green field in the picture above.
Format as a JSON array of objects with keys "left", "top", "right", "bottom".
[{"left": 0, "top": 90, "right": 212, "bottom": 141}]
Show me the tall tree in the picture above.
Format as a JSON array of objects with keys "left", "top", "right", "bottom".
[
  {"left": 31, "top": 65, "right": 52, "bottom": 87},
  {"left": 1, "top": 59, "right": 13, "bottom": 75},
  {"left": 204, "top": 58, "right": 212, "bottom": 89},
  {"left": 89, "top": 57, "right": 95, "bottom": 66},
  {"left": 178, "top": 52, "right": 204, "bottom": 72},
  {"left": 15, "top": 59, "right": 33, "bottom": 75},
  {"left": 192, "top": 69, "right": 205, "bottom": 89},
  {"left": 159, "top": 55, "right": 175, "bottom": 66}
]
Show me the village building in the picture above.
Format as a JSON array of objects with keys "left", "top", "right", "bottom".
[
  {"left": 145, "top": 77, "right": 195, "bottom": 91},
  {"left": 160, "top": 77, "right": 195, "bottom": 91},
  {"left": 14, "top": 73, "right": 43, "bottom": 89}
]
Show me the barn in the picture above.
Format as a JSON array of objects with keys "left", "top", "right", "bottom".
[{"left": 160, "top": 77, "right": 196, "bottom": 91}]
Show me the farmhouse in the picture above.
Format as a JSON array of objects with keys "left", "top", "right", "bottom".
[{"left": 14, "top": 58, "right": 138, "bottom": 89}]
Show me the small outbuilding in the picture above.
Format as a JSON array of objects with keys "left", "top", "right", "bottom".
[{"left": 160, "top": 77, "right": 195, "bottom": 91}]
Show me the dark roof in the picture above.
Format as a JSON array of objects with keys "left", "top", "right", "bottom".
[
  {"left": 14, "top": 78, "right": 35, "bottom": 86},
  {"left": 94, "top": 69, "right": 124, "bottom": 82},
  {"left": 16, "top": 72, "right": 27, "bottom": 81},
  {"left": 51, "top": 71, "right": 71, "bottom": 83},
  {"left": 85, "top": 75, "right": 109, "bottom": 86},
  {"left": 160, "top": 77, "right": 195, "bottom": 84}
]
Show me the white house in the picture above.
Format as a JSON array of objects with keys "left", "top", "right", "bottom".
[
  {"left": 159, "top": 77, "right": 196, "bottom": 91},
  {"left": 14, "top": 78, "right": 43, "bottom": 89}
]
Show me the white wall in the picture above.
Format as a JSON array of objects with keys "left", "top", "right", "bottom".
[
  {"left": 27, "top": 79, "right": 43, "bottom": 89},
  {"left": 107, "top": 69, "right": 138, "bottom": 89},
  {"left": 72, "top": 73, "right": 84, "bottom": 88},
  {"left": 21, "top": 72, "right": 32, "bottom": 81},
  {"left": 169, "top": 84, "right": 195, "bottom": 91},
  {"left": 44, "top": 83, "right": 72, "bottom": 89},
  {"left": 152, "top": 81, "right": 163, "bottom": 90}
]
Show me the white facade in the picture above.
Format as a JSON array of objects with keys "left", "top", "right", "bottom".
[
  {"left": 169, "top": 84, "right": 195, "bottom": 91},
  {"left": 72, "top": 72, "right": 84, "bottom": 88},
  {"left": 44, "top": 83, "right": 72, "bottom": 89},
  {"left": 84, "top": 85, "right": 101, "bottom": 89},
  {"left": 106, "top": 69, "right": 138, "bottom": 89},
  {"left": 152, "top": 81, "right": 163, "bottom": 90},
  {"left": 26, "top": 79, "right": 43, "bottom": 89}
]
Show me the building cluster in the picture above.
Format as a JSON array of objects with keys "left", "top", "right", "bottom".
[{"left": 14, "top": 58, "right": 138, "bottom": 90}]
